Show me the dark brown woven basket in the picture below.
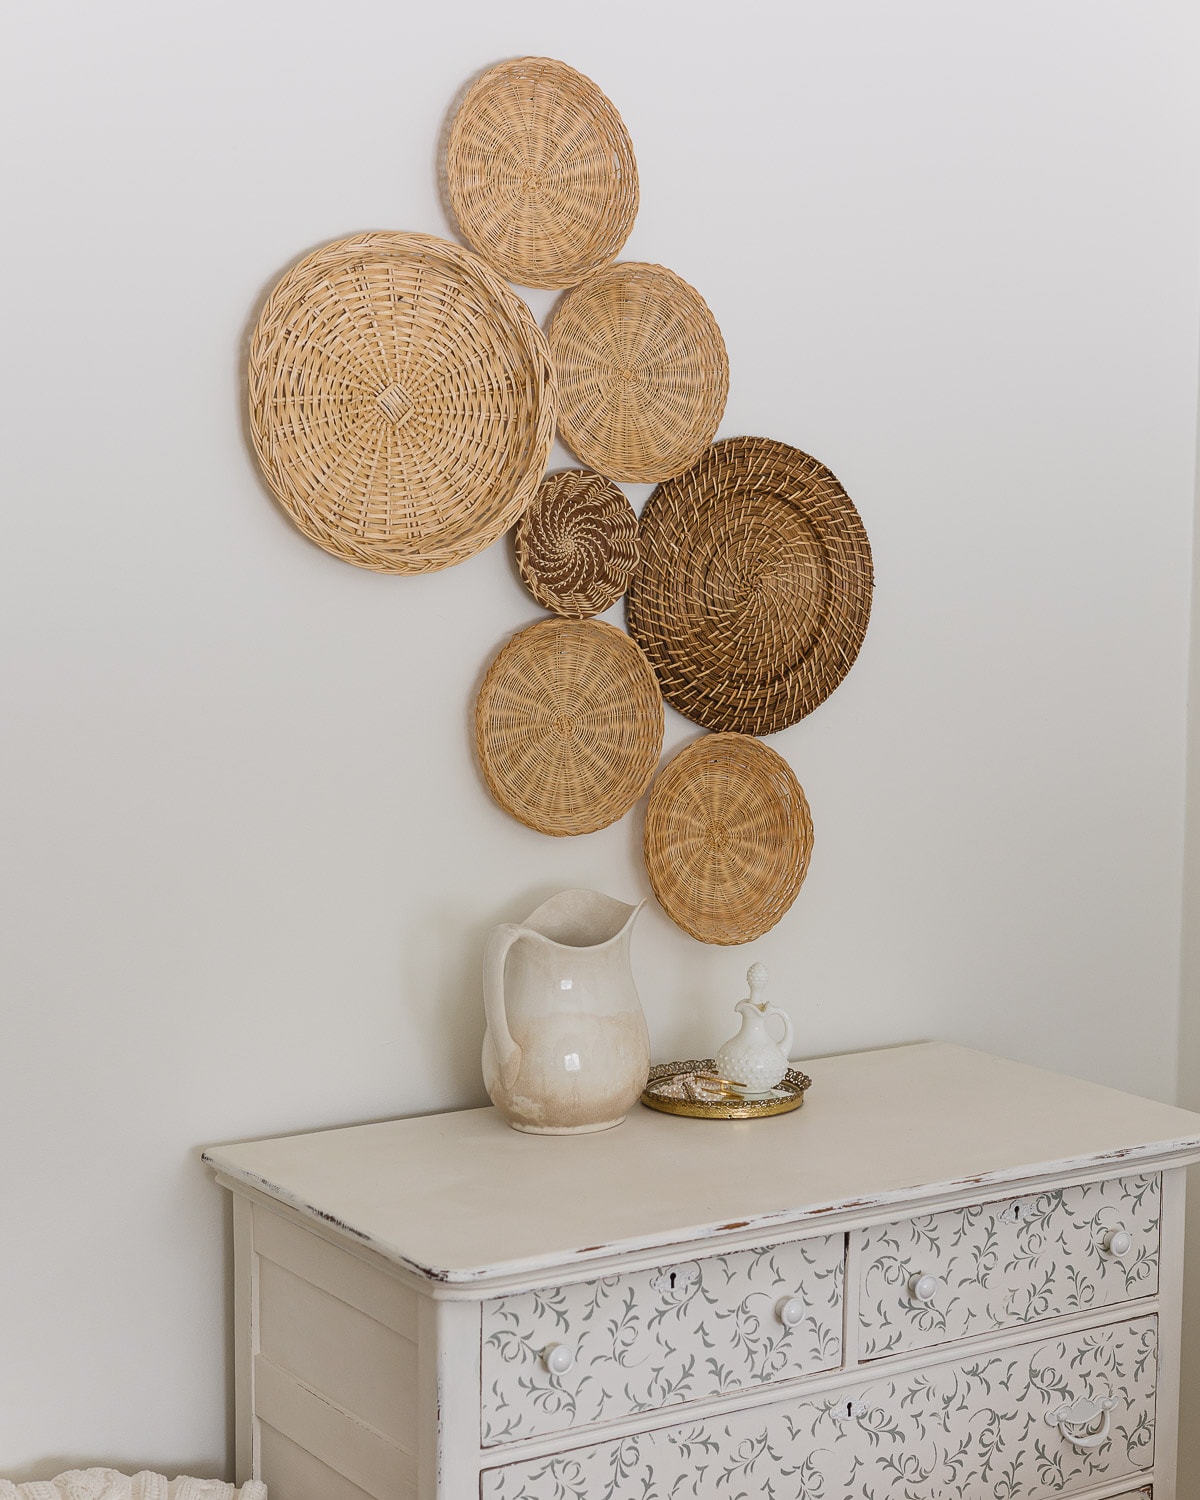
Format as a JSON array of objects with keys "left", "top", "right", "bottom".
[
  {"left": 643, "top": 733, "right": 813, "bottom": 945},
  {"left": 515, "top": 470, "right": 639, "bottom": 618},
  {"left": 626, "top": 436, "right": 873, "bottom": 734}
]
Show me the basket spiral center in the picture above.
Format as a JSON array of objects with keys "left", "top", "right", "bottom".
[
  {"left": 375, "top": 382, "right": 415, "bottom": 426},
  {"left": 704, "top": 819, "right": 730, "bottom": 853}
]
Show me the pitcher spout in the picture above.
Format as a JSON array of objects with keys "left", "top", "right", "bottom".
[{"left": 523, "top": 889, "right": 645, "bottom": 949}]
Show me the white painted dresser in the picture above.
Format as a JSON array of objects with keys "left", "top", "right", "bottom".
[{"left": 203, "top": 1043, "right": 1200, "bottom": 1500}]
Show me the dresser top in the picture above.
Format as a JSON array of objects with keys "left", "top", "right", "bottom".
[{"left": 203, "top": 1042, "right": 1200, "bottom": 1284}]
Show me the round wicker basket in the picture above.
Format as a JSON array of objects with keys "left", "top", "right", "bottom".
[
  {"left": 627, "top": 436, "right": 873, "bottom": 734},
  {"left": 476, "top": 619, "right": 664, "bottom": 836},
  {"left": 247, "top": 232, "right": 557, "bottom": 574},
  {"left": 515, "top": 470, "right": 639, "bottom": 618},
  {"left": 643, "top": 733, "right": 813, "bottom": 945},
  {"left": 548, "top": 262, "right": 729, "bottom": 484},
  {"left": 446, "top": 57, "right": 638, "bottom": 290}
]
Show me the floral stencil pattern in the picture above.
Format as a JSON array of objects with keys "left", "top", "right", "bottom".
[
  {"left": 482, "top": 1317, "right": 1157, "bottom": 1500},
  {"left": 480, "top": 1235, "right": 844, "bottom": 1444},
  {"left": 859, "top": 1174, "right": 1160, "bottom": 1358}
]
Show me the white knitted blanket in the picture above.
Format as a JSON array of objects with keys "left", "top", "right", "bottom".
[{"left": 0, "top": 1474, "right": 265, "bottom": 1500}]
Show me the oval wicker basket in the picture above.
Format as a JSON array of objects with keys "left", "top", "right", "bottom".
[
  {"left": 627, "top": 436, "right": 873, "bottom": 734},
  {"left": 446, "top": 57, "right": 638, "bottom": 290},
  {"left": 247, "top": 231, "right": 557, "bottom": 574},
  {"left": 548, "top": 262, "right": 729, "bottom": 484},
  {"left": 643, "top": 733, "right": 813, "bottom": 945},
  {"left": 515, "top": 469, "right": 639, "bottom": 618},
  {"left": 476, "top": 619, "right": 664, "bottom": 836}
]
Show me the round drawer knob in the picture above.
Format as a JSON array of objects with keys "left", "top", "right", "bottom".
[
  {"left": 908, "top": 1273, "right": 939, "bottom": 1303},
  {"left": 543, "top": 1343, "right": 576, "bottom": 1376},
  {"left": 1104, "top": 1229, "right": 1132, "bottom": 1259},
  {"left": 776, "top": 1296, "right": 804, "bottom": 1327}
]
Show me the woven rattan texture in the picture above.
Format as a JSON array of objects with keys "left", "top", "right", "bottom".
[
  {"left": 627, "top": 436, "right": 873, "bottom": 734},
  {"left": 548, "top": 262, "right": 729, "bottom": 484},
  {"left": 248, "top": 231, "right": 557, "bottom": 574},
  {"left": 644, "top": 734, "right": 813, "bottom": 945},
  {"left": 446, "top": 57, "right": 638, "bottom": 290},
  {"left": 476, "top": 619, "right": 664, "bottom": 836},
  {"left": 515, "top": 469, "right": 640, "bottom": 618}
]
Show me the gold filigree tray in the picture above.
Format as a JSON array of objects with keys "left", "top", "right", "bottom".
[{"left": 640, "top": 1059, "right": 811, "bottom": 1119}]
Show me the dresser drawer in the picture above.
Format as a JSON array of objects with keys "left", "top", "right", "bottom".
[
  {"left": 480, "top": 1233, "right": 843, "bottom": 1444},
  {"left": 858, "top": 1172, "right": 1160, "bottom": 1358},
  {"left": 482, "top": 1315, "right": 1157, "bottom": 1499}
]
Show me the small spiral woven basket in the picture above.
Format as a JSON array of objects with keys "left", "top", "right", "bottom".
[
  {"left": 476, "top": 618, "right": 664, "bottom": 836},
  {"left": 248, "top": 231, "right": 557, "bottom": 574},
  {"left": 643, "top": 733, "right": 813, "bottom": 945},
  {"left": 446, "top": 57, "right": 639, "bottom": 290},
  {"left": 515, "top": 469, "right": 640, "bottom": 618},
  {"left": 548, "top": 262, "right": 729, "bottom": 484},
  {"left": 627, "top": 436, "right": 873, "bottom": 734}
]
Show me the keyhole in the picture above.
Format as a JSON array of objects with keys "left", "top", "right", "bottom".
[
  {"left": 1013, "top": 1204, "right": 1021, "bottom": 1221},
  {"left": 669, "top": 1271, "right": 677, "bottom": 1290},
  {"left": 845, "top": 1400, "right": 854, "bottom": 1417}
]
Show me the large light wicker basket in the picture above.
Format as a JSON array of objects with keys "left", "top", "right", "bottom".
[
  {"left": 248, "top": 231, "right": 557, "bottom": 574},
  {"left": 476, "top": 618, "right": 663, "bottom": 836},
  {"left": 643, "top": 733, "right": 813, "bottom": 945},
  {"left": 627, "top": 436, "right": 873, "bottom": 734},
  {"left": 548, "top": 262, "right": 729, "bottom": 484},
  {"left": 446, "top": 57, "right": 638, "bottom": 290}
]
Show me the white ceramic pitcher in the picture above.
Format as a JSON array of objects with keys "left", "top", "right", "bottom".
[{"left": 482, "top": 890, "right": 650, "bottom": 1134}]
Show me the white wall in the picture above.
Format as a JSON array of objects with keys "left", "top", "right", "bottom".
[
  {"left": 1178, "top": 323, "right": 1200, "bottom": 1495},
  {"left": 2, "top": 0, "right": 1199, "bottom": 1479}
]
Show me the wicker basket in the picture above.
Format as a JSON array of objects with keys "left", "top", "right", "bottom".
[
  {"left": 515, "top": 470, "right": 639, "bottom": 618},
  {"left": 643, "top": 733, "right": 813, "bottom": 945},
  {"left": 627, "top": 436, "right": 873, "bottom": 734},
  {"left": 548, "top": 262, "right": 729, "bottom": 484},
  {"left": 247, "top": 231, "right": 557, "bottom": 574},
  {"left": 446, "top": 57, "right": 638, "bottom": 290},
  {"left": 476, "top": 619, "right": 663, "bottom": 836}
]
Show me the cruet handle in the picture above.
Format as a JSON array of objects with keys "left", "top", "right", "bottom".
[
  {"left": 483, "top": 924, "right": 524, "bottom": 1091},
  {"left": 765, "top": 1005, "right": 793, "bottom": 1060}
]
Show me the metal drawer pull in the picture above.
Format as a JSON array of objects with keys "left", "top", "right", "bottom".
[
  {"left": 775, "top": 1296, "right": 804, "bottom": 1327},
  {"left": 543, "top": 1343, "right": 576, "bottom": 1376},
  {"left": 1046, "top": 1394, "right": 1116, "bottom": 1450},
  {"left": 1103, "top": 1228, "right": 1132, "bottom": 1258},
  {"left": 907, "top": 1272, "right": 939, "bottom": 1303}
]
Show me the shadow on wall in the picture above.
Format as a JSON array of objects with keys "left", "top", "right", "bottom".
[{"left": 401, "top": 882, "right": 582, "bottom": 1107}]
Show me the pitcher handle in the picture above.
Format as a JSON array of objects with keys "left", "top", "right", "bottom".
[
  {"left": 765, "top": 1005, "right": 793, "bottom": 1060},
  {"left": 484, "top": 924, "right": 524, "bottom": 1092}
]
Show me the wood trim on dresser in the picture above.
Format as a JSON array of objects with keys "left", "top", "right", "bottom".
[{"left": 231, "top": 1192, "right": 257, "bottom": 1486}]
